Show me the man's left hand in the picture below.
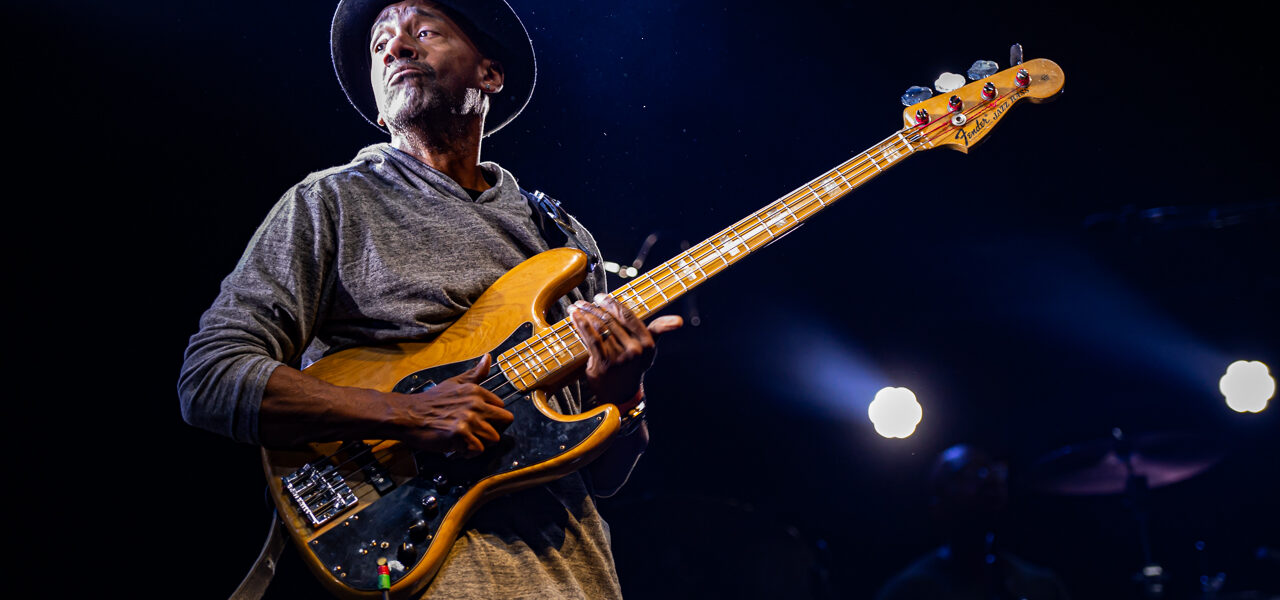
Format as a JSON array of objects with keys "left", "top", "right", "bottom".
[{"left": 569, "top": 293, "right": 682, "bottom": 410}]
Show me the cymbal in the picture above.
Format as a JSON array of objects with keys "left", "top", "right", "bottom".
[{"left": 1031, "top": 431, "right": 1226, "bottom": 496}]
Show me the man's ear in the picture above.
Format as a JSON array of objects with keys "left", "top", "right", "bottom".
[{"left": 480, "top": 58, "right": 505, "bottom": 93}]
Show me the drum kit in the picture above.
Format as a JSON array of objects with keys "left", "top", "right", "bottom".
[{"left": 1030, "top": 428, "right": 1276, "bottom": 599}]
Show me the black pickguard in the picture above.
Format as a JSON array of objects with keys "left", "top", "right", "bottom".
[{"left": 306, "top": 323, "right": 606, "bottom": 591}]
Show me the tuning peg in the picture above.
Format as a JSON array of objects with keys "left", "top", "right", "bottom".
[
  {"left": 981, "top": 82, "right": 997, "bottom": 101},
  {"left": 948, "top": 95, "right": 963, "bottom": 113},
  {"left": 1015, "top": 68, "right": 1031, "bottom": 87},
  {"left": 967, "top": 60, "right": 999, "bottom": 81},
  {"left": 934, "top": 72, "right": 965, "bottom": 93},
  {"left": 1010, "top": 43, "right": 1024, "bottom": 66},
  {"left": 900, "top": 85, "right": 933, "bottom": 107}
]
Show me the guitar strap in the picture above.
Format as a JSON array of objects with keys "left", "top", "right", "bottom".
[
  {"left": 228, "top": 510, "right": 287, "bottom": 600},
  {"left": 521, "top": 188, "right": 598, "bottom": 272}
]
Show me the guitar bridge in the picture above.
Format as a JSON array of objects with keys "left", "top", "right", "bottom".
[{"left": 282, "top": 461, "right": 358, "bottom": 528}]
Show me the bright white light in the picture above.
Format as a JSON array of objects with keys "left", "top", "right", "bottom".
[
  {"left": 1220, "top": 360, "right": 1274, "bottom": 413},
  {"left": 868, "top": 387, "right": 923, "bottom": 438},
  {"left": 601, "top": 261, "right": 640, "bottom": 279}
]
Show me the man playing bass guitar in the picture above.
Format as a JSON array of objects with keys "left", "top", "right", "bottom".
[{"left": 178, "top": 1, "right": 682, "bottom": 597}]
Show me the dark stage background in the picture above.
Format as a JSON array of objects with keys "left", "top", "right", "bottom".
[{"left": 15, "top": 1, "right": 1277, "bottom": 598}]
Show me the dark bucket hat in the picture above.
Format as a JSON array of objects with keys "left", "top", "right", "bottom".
[{"left": 330, "top": 0, "right": 536, "bottom": 136}]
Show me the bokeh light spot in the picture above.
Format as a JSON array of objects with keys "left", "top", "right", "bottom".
[
  {"left": 1219, "top": 360, "right": 1274, "bottom": 413},
  {"left": 868, "top": 387, "right": 923, "bottom": 438}
]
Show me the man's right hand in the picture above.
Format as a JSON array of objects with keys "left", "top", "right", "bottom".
[
  {"left": 386, "top": 354, "right": 514, "bottom": 456},
  {"left": 259, "top": 354, "right": 513, "bottom": 456}
]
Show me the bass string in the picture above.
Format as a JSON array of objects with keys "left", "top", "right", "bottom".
[
  {"left": 496, "top": 85, "right": 1018, "bottom": 390},
  {"left": 299, "top": 373, "right": 534, "bottom": 477},
  {"left": 291, "top": 84, "right": 1017, "bottom": 496},
  {"left": 512, "top": 82, "right": 1017, "bottom": 375},
  {"left": 308, "top": 388, "right": 548, "bottom": 502},
  {"left": 603, "top": 84, "right": 1020, "bottom": 317},
  {"left": 497, "top": 130, "right": 924, "bottom": 383}
]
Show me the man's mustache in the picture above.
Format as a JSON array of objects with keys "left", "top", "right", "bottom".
[{"left": 385, "top": 61, "right": 437, "bottom": 85}]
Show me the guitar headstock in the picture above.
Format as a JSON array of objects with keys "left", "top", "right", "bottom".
[{"left": 901, "top": 58, "right": 1064, "bottom": 153}]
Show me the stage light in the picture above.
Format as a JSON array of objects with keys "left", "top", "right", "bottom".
[
  {"left": 602, "top": 260, "right": 639, "bottom": 279},
  {"left": 868, "top": 387, "right": 923, "bottom": 438},
  {"left": 1219, "top": 360, "right": 1274, "bottom": 413}
]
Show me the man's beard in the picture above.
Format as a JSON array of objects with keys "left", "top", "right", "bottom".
[{"left": 383, "top": 74, "right": 486, "bottom": 151}]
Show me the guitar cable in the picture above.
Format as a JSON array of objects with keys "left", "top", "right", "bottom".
[{"left": 377, "top": 557, "right": 391, "bottom": 599}]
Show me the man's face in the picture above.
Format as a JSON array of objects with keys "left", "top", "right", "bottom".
[{"left": 368, "top": 0, "right": 497, "bottom": 129}]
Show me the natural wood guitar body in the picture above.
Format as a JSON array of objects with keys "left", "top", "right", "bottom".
[{"left": 262, "top": 248, "right": 622, "bottom": 599}]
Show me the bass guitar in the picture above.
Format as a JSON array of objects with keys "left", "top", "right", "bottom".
[{"left": 263, "top": 57, "right": 1064, "bottom": 598}]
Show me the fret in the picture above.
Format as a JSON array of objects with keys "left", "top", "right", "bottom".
[
  {"left": 806, "top": 183, "right": 827, "bottom": 207},
  {"left": 541, "top": 336, "right": 564, "bottom": 367},
  {"left": 561, "top": 324, "right": 583, "bottom": 353},
  {"left": 881, "top": 139, "right": 903, "bottom": 163},
  {"left": 835, "top": 168, "right": 854, "bottom": 190},
  {"left": 819, "top": 175, "right": 840, "bottom": 201},
  {"left": 560, "top": 322, "right": 581, "bottom": 350},
  {"left": 715, "top": 231, "right": 747, "bottom": 262},
  {"left": 613, "top": 288, "right": 634, "bottom": 310},
  {"left": 894, "top": 132, "right": 916, "bottom": 157},
  {"left": 505, "top": 350, "right": 532, "bottom": 388},
  {"left": 628, "top": 289, "right": 651, "bottom": 313},
  {"left": 674, "top": 255, "right": 705, "bottom": 284},
  {"left": 699, "top": 241, "right": 731, "bottom": 269},
  {"left": 498, "top": 354, "right": 524, "bottom": 389},
  {"left": 689, "top": 251, "right": 711, "bottom": 279},
  {"left": 625, "top": 283, "right": 650, "bottom": 311},
  {"left": 729, "top": 228, "right": 752, "bottom": 255},
  {"left": 646, "top": 269, "right": 669, "bottom": 297},
  {"left": 663, "top": 262, "right": 690, "bottom": 292},
  {"left": 547, "top": 327, "right": 572, "bottom": 364},
  {"left": 513, "top": 347, "right": 540, "bottom": 378},
  {"left": 740, "top": 214, "right": 774, "bottom": 246},
  {"left": 651, "top": 280, "right": 669, "bottom": 303},
  {"left": 866, "top": 151, "right": 882, "bottom": 172},
  {"left": 777, "top": 199, "right": 800, "bottom": 223},
  {"left": 563, "top": 323, "right": 590, "bottom": 359}
]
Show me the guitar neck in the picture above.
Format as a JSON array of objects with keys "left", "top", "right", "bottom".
[
  {"left": 497, "top": 127, "right": 930, "bottom": 392},
  {"left": 497, "top": 57, "right": 1063, "bottom": 392},
  {"left": 613, "top": 129, "right": 928, "bottom": 319}
]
